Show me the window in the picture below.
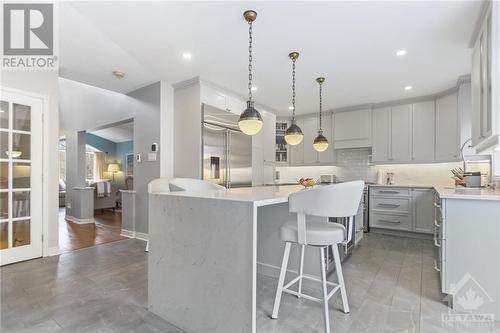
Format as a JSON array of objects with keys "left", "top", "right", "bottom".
[
  {"left": 59, "top": 140, "right": 66, "bottom": 181},
  {"left": 86, "top": 152, "right": 96, "bottom": 181}
]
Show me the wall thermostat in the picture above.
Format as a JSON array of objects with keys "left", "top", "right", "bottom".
[{"left": 151, "top": 143, "right": 159, "bottom": 152}]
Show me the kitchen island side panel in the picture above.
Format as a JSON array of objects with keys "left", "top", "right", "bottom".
[{"left": 148, "top": 194, "right": 255, "bottom": 333}]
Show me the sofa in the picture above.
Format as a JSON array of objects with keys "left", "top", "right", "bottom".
[{"left": 90, "top": 181, "right": 118, "bottom": 211}]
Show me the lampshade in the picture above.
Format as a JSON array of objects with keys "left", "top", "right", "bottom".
[
  {"left": 313, "top": 132, "right": 329, "bottom": 152},
  {"left": 238, "top": 101, "right": 263, "bottom": 135},
  {"left": 107, "top": 163, "right": 120, "bottom": 173},
  {"left": 284, "top": 122, "right": 304, "bottom": 146}
]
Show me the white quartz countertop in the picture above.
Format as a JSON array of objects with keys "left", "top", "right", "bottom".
[
  {"left": 433, "top": 185, "right": 500, "bottom": 201},
  {"left": 370, "top": 183, "right": 500, "bottom": 201},
  {"left": 151, "top": 185, "right": 304, "bottom": 206}
]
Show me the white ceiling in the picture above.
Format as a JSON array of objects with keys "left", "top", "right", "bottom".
[
  {"left": 89, "top": 122, "right": 134, "bottom": 143},
  {"left": 59, "top": 1, "right": 482, "bottom": 115}
]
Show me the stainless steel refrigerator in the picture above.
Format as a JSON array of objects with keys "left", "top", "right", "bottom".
[{"left": 202, "top": 104, "right": 252, "bottom": 188}]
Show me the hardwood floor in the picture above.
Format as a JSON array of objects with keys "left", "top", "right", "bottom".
[{"left": 58, "top": 208, "right": 126, "bottom": 253}]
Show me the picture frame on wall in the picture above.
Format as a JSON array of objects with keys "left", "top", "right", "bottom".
[{"left": 126, "top": 153, "right": 134, "bottom": 176}]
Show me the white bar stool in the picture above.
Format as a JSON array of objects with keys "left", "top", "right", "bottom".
[{"left": 271, "top": 181, "right": 364, "bottom": 333}]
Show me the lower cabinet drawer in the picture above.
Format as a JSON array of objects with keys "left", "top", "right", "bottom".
[
  {"left": 370, "top": 213, "right": 411, "bottom": 231},
  {"left": 371, "top": 197, "right": 410, "bottom": 214}
]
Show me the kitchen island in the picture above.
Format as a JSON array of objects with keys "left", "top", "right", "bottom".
[{"left": 148, "top": 185, "right": 329, "bottom": 333}]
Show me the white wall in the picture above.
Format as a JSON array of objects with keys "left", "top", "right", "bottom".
[
  {"left": 59, "top": 78, "right": 166, "bottom": 235},
  {"left": 160, "top": 81, "right": 174, "bottom": 178},
  {"left": 1, "top": 71, "right": 60, "bottom": 254},
  {"left": 59, "top": 78, "right": 135, "bottom": 132}
]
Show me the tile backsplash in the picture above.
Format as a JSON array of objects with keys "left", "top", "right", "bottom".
[{"left": 276, "top": 148, "right": 462, "bottom": 186}]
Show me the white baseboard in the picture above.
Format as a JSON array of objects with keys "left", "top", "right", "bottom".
[
  {"left": 45, "top": 246, "right": 61, "bottom": 257},
  {"left": 120, "top": 229, "right": 149, "bottom": 242},
  {"left": 65, "top": 215, "right": 95, "bottom": 224},
  {"left": 120, "top": 229, "right": 135, "bottom": 238},
  {"left": 135, "top": 232, "right": 149, "bottom": 241}
]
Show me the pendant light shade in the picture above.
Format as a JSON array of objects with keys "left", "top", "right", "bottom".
[
  {"left": 313, "top": 131, "right": 329, "bottom": 152},
  {"left": 238, "top": 10, "right": 263, "bottom": 136},
  {"left": 285, "top": 120, "right": 304, "bottom": 145},
  {"left": 313, "top": 77, "right": 329, "bottom": 152},
  {"left": 239, "top": 101, "right": 263, "bottom": 135},
  {"left": 285, "top": 52, "right": 303, "bottom": 146}
]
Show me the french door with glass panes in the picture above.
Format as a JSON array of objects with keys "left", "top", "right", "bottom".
[{"left": 0, "top": 89, "right": 43, "bottom": 265}]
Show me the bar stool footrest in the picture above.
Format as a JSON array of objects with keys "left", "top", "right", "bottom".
[{"left": 282, "top": 274, "right": 341, "bottom": 302}]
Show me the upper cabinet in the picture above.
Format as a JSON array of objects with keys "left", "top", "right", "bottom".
[
  {"left": 412, "top": 101, "right": 435, "bottom": 162},
  {"left": 436, "top": 93, "right": 459, "bottom": 161},
  {"left": 372, "top": 92, "right": 464, "bottom": 164},
  {"left": 287, "top": 113, "right": 335, "bottom": 166},
  {"left": 333, "top": 109, "right": 372, "bottom": 149},
  {"left": 471, "top": 2, "right": 500, "bottom": 153},
  {"left": 391, "top": 104, "right": 412, "bottom": 162},
  {"left": 372, "top": 107, "right": 391, "bottom": 163}
]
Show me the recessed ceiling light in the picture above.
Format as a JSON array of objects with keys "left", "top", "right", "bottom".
[
  {"left": 288, "top": 106, "right": 294, "bottom": 110},
  {"left": 251, "top": 86, "right": 258, "bottom": 92},
  {"left": 396, "top": 49, "right": 407, "bottom": 56},
  {"left": 404, "top": 86, "right": 413, "bottom": 91},
  {"left": 113, "top": 70, "right": 125, "bottom": 78},
  {"left": 182, "top": 52, "right": 192, "bottom": 60}
]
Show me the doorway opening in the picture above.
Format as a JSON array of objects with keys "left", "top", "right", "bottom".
[{"left": 58, "top": 120, "right": 134, "bottom": 252}]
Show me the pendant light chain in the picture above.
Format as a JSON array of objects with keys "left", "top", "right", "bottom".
[
  {"left": 248, "top": 21, "right": 253, "bottom": 102},
  {"left": 319, "top": 81, "right": 323, "bottom": 131},
  {"left": 291, "top": 58, "right": 296, "bottom": 120}
]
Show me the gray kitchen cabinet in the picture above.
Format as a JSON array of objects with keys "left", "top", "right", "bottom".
[
  {"left": 372, "top": 107, "right": 391, "bottom": 163},
  {"left": 391, "top": 104, "right": 413, "bottom": 162},
  {"left": 333, "top": 109, "right": 372, "bottom": 149},
  {"left": 471, "top": 2, "right": 499, "bottom": 153},
  {"left": 435, "top": 93, "right": 459, "bottom": 161},
  {"left": 412, "top": 101, "right": 435, "bottom": 162},
  {"left": 369, "top": 186, "right": 433, "bottom": 234},
  {"left": 413, "top": 188, "right": 435, "bottom": 234}
]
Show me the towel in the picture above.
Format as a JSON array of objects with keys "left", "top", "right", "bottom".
[{"left": 95, "top": 180, "right": 111, "bottom": 198}]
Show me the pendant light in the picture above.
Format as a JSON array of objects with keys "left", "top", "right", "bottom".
[
  {"left": 238, "top": 10, "right": 263, "bottom": 136},
  {"left": 284, "top": 52, "right": 304, "bottom": 145},
  {"left": 313, "top": 77, "right": 329, "bottom": 152}
]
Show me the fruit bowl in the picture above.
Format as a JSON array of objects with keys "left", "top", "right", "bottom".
[{"left": 298, "top": 177, "right": 317, "bottom": 188}]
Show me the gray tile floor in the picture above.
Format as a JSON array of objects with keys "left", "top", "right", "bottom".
[{"left": 1, "top": 234, "right": 498, "bottom": 332}]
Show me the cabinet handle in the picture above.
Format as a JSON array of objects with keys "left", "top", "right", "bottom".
[
  {"left": 379, "top": 219, "right": 400, "bottom": 224},
  {"left": 434, "top": 219, "right": 441, "bottom": 228},
  {"left": 377, "top": 203, "right": 400, "bottom": 208},
  {"left": 434, "top": 230, "right": 441, "bottom": 247},
  {"left": 433, "top": 202, "right": 441, "bottom": 208},
  {"left": 379, "top": 190, "right": 400, "bottom": 194},
  {"left": 433, "top": 259, "right": 441, "bottom": 272}
]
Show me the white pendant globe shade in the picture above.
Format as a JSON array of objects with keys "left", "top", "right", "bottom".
[
  {"left": 238, "top": 100, "right": 263, "bottom": 135},
  {"left": 313, "top": 140, "right": 329, "bottom": 152},
  {"left": 285, "top": 133, "right": 304, "bottom": 145},
  {"left": 238, "top": 118, "right": 263, "bottom": 135},
  {"left": 313, "top": 132, "right": 329, "bottom": 152},
  {"left": 284, "top": 122, "right": 304, "bottom": 145}
]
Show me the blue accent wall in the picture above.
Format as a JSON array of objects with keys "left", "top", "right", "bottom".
[{"left": 86, "top": 133, "right": 134, "bottom": 187}]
